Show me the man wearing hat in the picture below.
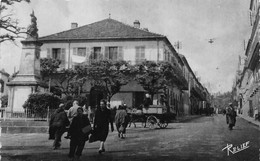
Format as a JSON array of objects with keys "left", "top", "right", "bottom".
[{"left": 49, "top": 103, "right": 70, "bottom": 149}]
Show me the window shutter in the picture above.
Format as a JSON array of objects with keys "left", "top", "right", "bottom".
[
  {"left": 47, "top": 48, "right": 51, "bottom": 58},
  {"left": 60, "top": 48, "right": 66, "bottom": 68},
  {"left": 85, "top": 47, "right": 90, "bottom": 64},
  {"left": 100, "top": 47, "right": 104, "bottom": 60},
  {"left": 113, "top": 47, "right": 117, "bottom": 60},
  {"left": 90, "top": 47, "right": 94, "bottom": 63},
  {"left": 135, "top": 47, "right": 139, "bottom": 63},
  {"left": 73, "top": 48, "right": 77, "bottom": 55},
  {"left": 105, "top": 47, "right": 109, "bottom": 60},
  {"left": 90, "top": 47, "right": 94, "bottom": 58},
  {"left": 141, "top": 47, "right": 145, "bottom": 60},
  {"left": 118, "top": 46, "right": 123, "bottom": 60}
]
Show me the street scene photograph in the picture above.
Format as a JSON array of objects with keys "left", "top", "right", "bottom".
[{"left": 0, "top": 0, "right": 259, "bottom": 161}]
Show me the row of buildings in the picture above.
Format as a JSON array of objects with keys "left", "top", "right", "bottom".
[
  {"left": 232, "top": 0, "right": 260, "bottom": 119},
  {"left": 5, "top": 18, "right": 211, "bottom": 116}
]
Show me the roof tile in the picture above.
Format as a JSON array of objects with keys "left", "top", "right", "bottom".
[{"left": 39, "top": 18, "right": 164, "bottom": 41}]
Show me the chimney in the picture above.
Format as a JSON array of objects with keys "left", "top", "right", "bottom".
[
  {"left": 71, "top": 22, "right": 78, "bottom": 29},
  {"left": 143, "top": 28, "right": 149, "bottom": 31},
  {"left": 133, "top": 20, "right": 140, "bottom": 28}
]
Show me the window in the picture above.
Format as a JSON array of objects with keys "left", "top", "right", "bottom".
[
  {"left": 135, "top": 46, "right": 145, "bottom": 64},
  {"left": 52, "top": 48, "right": 61, "bottom": 59},
  {"left": 109, "top": 47, "right": 118, "bottom": 60},
  {"left": 94, "top": 47, "right": 101, "bottom": 60},
  {"left": 89, "top": 47, "right": 102, "bottom": 63},
  {"left": 73, "top": 47, "right": 86, "bottom": 57},
  {"left": 104, "top": 46, "right": 123, "bottom": 60},
  {"left": 164, "top": 49, "right": 170, "bottom": 61},
  {"left": 47, "top": 48, "right": 66, "bottom": 68},
  {"left": 77, "top": 48, "right": 86, "bottom": 57}
]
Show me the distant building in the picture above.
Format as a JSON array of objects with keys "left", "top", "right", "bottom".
[{"left": 179, "top": 54, "right": 211, "bottom": 115}]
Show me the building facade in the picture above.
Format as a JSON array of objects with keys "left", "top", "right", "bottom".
[
  {"left": 38, "top": 18, "right": 209, "bottom": 115},
  {"left": 233, "top": 0, "right": 260, "bottom": 119}
]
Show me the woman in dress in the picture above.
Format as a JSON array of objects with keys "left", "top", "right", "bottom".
[{"left": 115, "top": 105, "right": 129, "bottom": 139}]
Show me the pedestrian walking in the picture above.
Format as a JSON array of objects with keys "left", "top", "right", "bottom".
[
  {"left": 226, "top": 103, "right": 237, "bottom": 130},
  {"left": 143, "top": 93, "right": 152, "bottom": 109},
  {"left": 92, "top": 99, "right": 114, "bottom": 154},
  {"left": 68, "top": 107, "right": 91, "bottom": 160},
  {"left": 115, "top": 105, "right": 129, "bottom": 139},
  {"left": 65, "top": 100, "right": 79, "bottom": 139},
  {"left": 49, "top": 103, "right": 70, "bottom": 150}
]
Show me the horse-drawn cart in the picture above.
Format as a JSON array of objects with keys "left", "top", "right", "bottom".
[{"left": 128, "top": 105, "right": 175, "bottom": 129}]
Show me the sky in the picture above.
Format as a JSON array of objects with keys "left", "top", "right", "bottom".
[{"left": 0, "top": 0, "right": 251, "bottom": 94}]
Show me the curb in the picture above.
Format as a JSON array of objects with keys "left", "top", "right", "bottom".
[{"left": 238, "top": 115, "right": 260, "bottom": 128}]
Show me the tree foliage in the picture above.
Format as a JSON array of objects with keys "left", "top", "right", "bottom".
[
  {"left": 0, "top": 0, "right": 30, "bottom": 43},
  {"left": 53, "top": 68, "right": 77, "bottom": 96},
  {"left": 0, "top": 95, "right": 8, "bottom": 107},
  {"left": 23, "top": 92, "right": 61, "bottom": 118},
  {"left": 40, "top": 58, "right": 61, "bottom": 92},
  {"left": 159, "top": 61, "right": 187, "bottom": 88},
  {"left": 40, "top": 58, "right": 61, "bottom": 79},
  {"left": 134, "top": 61, "right": 166, "bottom": 101},
  {"left": 88, "top": 60, "right": 133, "bottom": 101},
  {"left": 134, "top": 61, "right": 188, "bottom": 102}
]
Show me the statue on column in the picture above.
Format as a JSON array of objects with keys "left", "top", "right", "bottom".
[{"left": 27, "top": 11, "right": 38, "bottom": 40}]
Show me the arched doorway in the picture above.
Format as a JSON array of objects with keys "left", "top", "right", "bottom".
[{"left": 89, "top": 86, "right": 106, "bottom": 108}]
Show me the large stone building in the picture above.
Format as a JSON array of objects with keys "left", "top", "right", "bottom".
[
  {"left": 38, "top": 18, "right": 188, "bottom": 112},
  {"left": 179, "top": 54, "right": 210, "bottom": 115},
  {"left": 233, "top": 0, "right": 260, "bottom": 119},
  {"left": 5, "top": 17, "right": 210, "bottom": 116},
  {"left": 38, "top": 18, "right": 211, "bottom": 115}
]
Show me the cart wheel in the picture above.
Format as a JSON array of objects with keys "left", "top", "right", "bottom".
[
  {"left": 158, "top": 121, "right": 168, "bottom": 129},
  {"left": 146, "top": 115, "right": 158, "bottom": 129}
]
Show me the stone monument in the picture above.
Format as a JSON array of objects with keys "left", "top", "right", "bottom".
[{"left": 7, "top": 11, "right": 46, "bottom": 113}]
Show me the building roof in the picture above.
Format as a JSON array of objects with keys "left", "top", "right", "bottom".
[
  {"left": 179, "top": 54, "right": 196, "bottom": 79},
  {"left": 39, "top": 18, "right": 165, "bottom": 42}
]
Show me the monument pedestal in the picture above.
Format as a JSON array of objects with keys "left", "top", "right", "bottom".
[{"left": 7, "top": 40, "right": 46, "bottom": 112}]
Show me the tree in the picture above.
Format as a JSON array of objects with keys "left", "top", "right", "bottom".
[
  {"left": 40, "top": 58, "right": 61, "bottom": 92},
  {"left": 23, "top": 92, "right": 61, "bottom": 119},
  {"left": 0, "top": 95, "right": 8, "bottom": 107},
  {"left": 0, "top": 0, "right": 30, "bottom": 43},
  {"left": 88, "top": 60, "right": 133, "bottom": 102},
  {"left": 51, "top": 68, "right": 77, "bottom": 96},
  {"left": 73, "top": 65, "right": 89, "bottom": 95},
  {"left": 134, "top": 61, "right": 166, "bottom": 102},
  {"left": 134, "top": 61, "right": 187, "bottom": 105}
]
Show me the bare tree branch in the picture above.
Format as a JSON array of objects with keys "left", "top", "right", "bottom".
[{"left": 0, "top": 0, "right": 30, "bottom": 43}]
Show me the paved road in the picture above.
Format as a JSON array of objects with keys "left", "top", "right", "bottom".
[{"left": 1, "top": 115, "right": 259, "bottom": 161}]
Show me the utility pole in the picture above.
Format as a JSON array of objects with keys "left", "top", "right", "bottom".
[{"left": 174, "top": 41, "right": 182, "bottom": 53}]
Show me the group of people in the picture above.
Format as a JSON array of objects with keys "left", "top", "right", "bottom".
[{"left": 49, "top": 99, "right": 130, "bottom": 160}]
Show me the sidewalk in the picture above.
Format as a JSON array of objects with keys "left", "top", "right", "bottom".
[{"left": 238, "top": 114, "right": 260, "bottom": 128}]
